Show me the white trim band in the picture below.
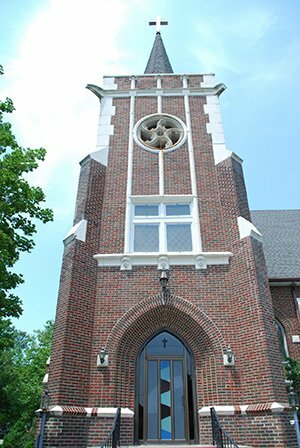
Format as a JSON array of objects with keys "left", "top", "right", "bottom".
[{"left": 93, "top": 252, "right": 232, "bottom": 270}]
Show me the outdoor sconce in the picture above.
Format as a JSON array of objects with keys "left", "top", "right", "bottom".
[
  {"left": 223, "top": 346, "right": 235, "bottom": 366},
  {"left": 159, "top": 271, "right": 169, "bottom": 303},
  {"left": 97, "top": 347, "right": 109, "bottom": 367}
]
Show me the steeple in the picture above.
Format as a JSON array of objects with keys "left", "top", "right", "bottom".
[{"left": 144, "top": 17, "right": 173, "bottom": 74}]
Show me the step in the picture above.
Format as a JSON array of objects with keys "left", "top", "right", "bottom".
[{"left": 125, "top": 446, "right": 215, "bottom": 448}]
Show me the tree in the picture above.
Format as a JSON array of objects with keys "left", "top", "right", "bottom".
[
  {"left": 0, "top": 64, "right": 53, "bottom": 320},
  {"left": 0, "top": 320, "right": 54, "bottom": 447}
]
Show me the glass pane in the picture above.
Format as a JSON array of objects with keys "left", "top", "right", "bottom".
[
  {"left": 147, "top": 360, "right": 158, "bottom": 439},
  {"left": 173, "top": 361, "right": 185, "bottom": 439},
  {"left": 138, "top": 349, "right": 144, "bottom": 440},
  {"left": 166, "top": 204, "right": 190, "bottom": 216},
  {"left": 135, "top": 205, "right": 159, "bottom": 216},
  {"left": 134, "top": 224, "right": 159, "bottom": 252},
  {"left": 147, "top": 332, "right": 184, "bottom": 356},
  {"left": 276, "top": 321, "right": 288, "bottom": 359},
  {"left": 160, "top": 360, "right": 172, "bottom": 440},
  {"left": 167, "top": 224, "right": 192, "bottom": 251},
  {"left": 187, "top": 351, "right": 195, "bottom": 440}
]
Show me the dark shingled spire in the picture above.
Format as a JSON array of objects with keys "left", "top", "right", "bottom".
[{"left": 144, "top": 32, "right": 173, "bottom": 74}]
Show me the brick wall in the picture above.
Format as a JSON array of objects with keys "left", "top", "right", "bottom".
[{"left": 44, "top": 72, "right": 297, "bottom": 447}]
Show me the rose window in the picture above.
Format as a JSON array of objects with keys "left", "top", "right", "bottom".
[{"left": 133, "top": 114, "right": 187, "bottom": 153}]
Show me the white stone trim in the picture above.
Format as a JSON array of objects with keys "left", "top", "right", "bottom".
[
  {"left": 120, "top": 256, "right": 132, "bottom": 271},
  {"left": 130, "top": 194, "right": 195, "bottom": 204},
  {"left": 195, "top": 255, "right": 207, "bottom": 270},
  {"left": 200, "top": 74, "right": 215, "bottom": 88},
  {"left": 159, "top": 151, "right": 164, "bottom": 195},
  {"left": 91, "top": 84, "right": 226, "bottom": 99},
  {"left": 63, "top": 219, "right": 87, "bottom": 245},
  {"left": 106, "top": 72, "right": 216, "bottom": 78},
  {"left": 199, "top": 403, "right": 286, "bottom": 416},
  {"left": 183, "top": 80, "right": 202, "bottom": 253},
  {"left": 103, "top": 77, "right": 117, "bottom": 90},
  {"left": 46, "top": 356, "right": 51, "bottom": 365},
  {"left": 204, "top": 95, "right": 232, "bottom": 165},
  {"left": 96, "top": 407, "right": 134, "bottom": 418},
  {"left": 124, "top": 94, "right": 135, "bottom": 253},
  {"left": 94, "top": 252, "right": 232, "bottom": 270},
  {"left": 50, "top": 405, "right": 63, "bottom": 416},
  {"left": 89, "top": 147, "right": 109, "bottom": 166},
  {"left": 42, "top": 373, "right": 49, "bottom": 384},
  {"left": 96, "top": 97, "right": 115, "bottom": 149},
  {"left": 158, "top": 255, "right": 169, "bottom": 270},
  {"left": 292, "top": 335, "right": 300, "bottom": 343},
  {"left": 85, "top": 407, "right": 93, "bottom": 417},
  {"left": 130, "top": 76, "right": 136, "bottom": 90},
  {"left": 198, "top": 405, "right": 235, "bottom": 416},
  {"left": 237, "top": 216, "right": 262, "bottom": 242},
  {"left": 270, "top": 402, "right": 285, "bottom": 413},
  {"left": 240, "top": 405, "right": 249, "bottom": 415}
]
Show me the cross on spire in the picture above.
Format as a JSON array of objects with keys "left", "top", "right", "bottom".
[{"left": 149, "top": 16, "right": 168, "bottom": 33}]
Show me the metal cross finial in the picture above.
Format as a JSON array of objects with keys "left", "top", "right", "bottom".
[{"left": 149, "top": 16, "right": 168, "bottom": 33}]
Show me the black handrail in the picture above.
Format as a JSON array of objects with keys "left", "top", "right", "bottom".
[
  {"left": 99, "top": 407, "right": 121, "bottom": 448},
  {"left": 210, "top": 407, "right": 239, "bottom": 448}
]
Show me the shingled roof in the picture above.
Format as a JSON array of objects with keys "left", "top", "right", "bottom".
[
  {"left": 144, "top": 32, "right": 173, "bottom": 74},
  {"left": 251, "top": 210, "right": 300, "bottom": 279}
]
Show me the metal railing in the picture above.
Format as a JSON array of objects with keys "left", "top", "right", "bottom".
[
  {"left": 211, "top": 407, "right": 239, "bottom": 448},
  {"left": 99, "top": 407, "right": 121, "bottom": 448}
]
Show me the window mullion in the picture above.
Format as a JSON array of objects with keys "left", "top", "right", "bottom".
[{"left": 160, "top": 219, "right": 165, "bottom": 252}]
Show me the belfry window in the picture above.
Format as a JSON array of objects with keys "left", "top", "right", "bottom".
[{"left": 132, "top": 203, "right": 193, "bottom": 253}]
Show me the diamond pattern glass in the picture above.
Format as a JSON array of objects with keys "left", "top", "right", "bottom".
[
  {"left": 166, "top": 224, "right": 192, "bottom": 251},
  {"left": 134, "top": 224, "right": 159, "bottom": 252}
]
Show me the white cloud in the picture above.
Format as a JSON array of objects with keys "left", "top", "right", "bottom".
[{"left": 1, "top": 0, "right": 132, "bottom": 216}]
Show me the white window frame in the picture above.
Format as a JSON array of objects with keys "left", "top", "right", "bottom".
[{"left": 130, "top": 196, "right": 196, "bottom": 253}]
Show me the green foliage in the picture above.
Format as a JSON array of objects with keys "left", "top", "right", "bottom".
[
  {"left": 0, "top": 320, "right": 54, "bottom": 447},
  {"left": 285, "top": 357, "right": 300, "bottom": 395},
  {"left": 0, "top": 65, "right": 53, "bottom": 320}
]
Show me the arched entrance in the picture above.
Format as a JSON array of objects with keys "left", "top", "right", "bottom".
[{"left": 136, "top": 330, "right": 197, "bottom": 444}]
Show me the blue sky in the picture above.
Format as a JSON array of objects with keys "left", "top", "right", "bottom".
[{"left": 0, "top": 0, "right": 299, "bottom": 333}]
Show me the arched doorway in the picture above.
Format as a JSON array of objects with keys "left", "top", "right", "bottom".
[{"left": 136, "top": 330, "right": 197, "bottom": 444}]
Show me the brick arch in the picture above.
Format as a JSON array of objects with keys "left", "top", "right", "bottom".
[
  {"left": 274, "top": 306, "right": 294, "bottom": 334},
  {"left": 274, "top": 306, "right": 296, "bottom": 357},
  {"left": 105, "top": 294, "right": 228, "bottom": 408}
]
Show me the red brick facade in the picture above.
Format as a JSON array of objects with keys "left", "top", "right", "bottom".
[{"left": 41, "top": 74, "right": 299, "bottom": 447}]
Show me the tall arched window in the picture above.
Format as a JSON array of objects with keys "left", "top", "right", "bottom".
[
  {"left": 275, "top": 319, "right": 289, "bottom": 359},
  {"left": 136, "top": 330, "right": 197, "bottom": 443}
]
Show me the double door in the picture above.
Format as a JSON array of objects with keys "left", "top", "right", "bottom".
[
  {"left": 146, "top": 356, "right": 187, "bottom": 441},
  {"left": 137, "top": 331, "right": 196, "bottom": 443}
]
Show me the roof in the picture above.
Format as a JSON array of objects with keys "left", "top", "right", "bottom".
[
  {"left": 144, "top": 32, "right": 173, "bottom": 74},
  {"left": 250, "top": 210, "right": 300, "bottom": 279}
]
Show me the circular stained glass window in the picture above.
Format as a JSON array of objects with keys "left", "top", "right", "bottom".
[{"left": 133, "top": 113, "right": 187, "bottom": 153}]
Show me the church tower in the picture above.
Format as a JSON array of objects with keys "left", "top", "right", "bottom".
[{"left": 42, "top": 21, "right": 297, "bottom": 447}]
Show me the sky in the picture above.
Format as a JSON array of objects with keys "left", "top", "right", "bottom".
[{"left": 0, "top": 0, "right": 299, "bottom": 333}]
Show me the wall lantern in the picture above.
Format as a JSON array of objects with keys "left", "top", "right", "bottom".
[
  {"left": 159, "top": 271, "right": 169, "bottom": 303},
  {"left": 223, "top": 346, "right": 235, "bottom": 366},
  {"left": 97, "top": 347, "right": 109, "bottom": 367}
]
